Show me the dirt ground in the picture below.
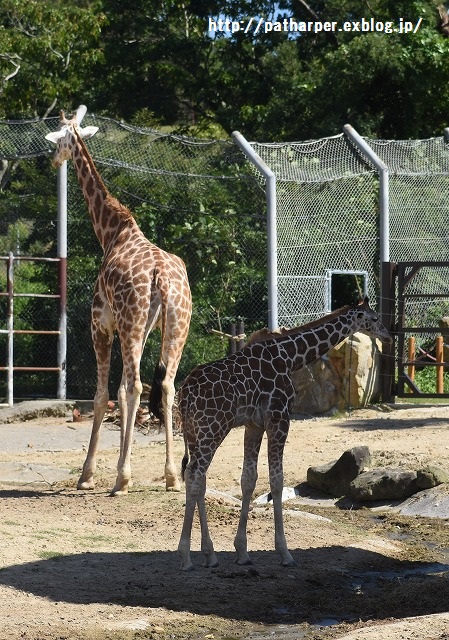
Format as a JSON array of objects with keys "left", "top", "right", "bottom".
[{"left": 1, "top": 402, "right": 449, "bottom": 640}]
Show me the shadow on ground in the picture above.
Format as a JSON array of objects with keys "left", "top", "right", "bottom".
[{"left": 0, "top": 546, "right": 448, "bottom": 626}]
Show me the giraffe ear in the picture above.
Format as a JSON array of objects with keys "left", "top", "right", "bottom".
[
  {"left": 79, "top": 126, "right": 99, "bottom": 139},
  {"left": 45, "top": 130, "right": 65, "bottom": 144}
]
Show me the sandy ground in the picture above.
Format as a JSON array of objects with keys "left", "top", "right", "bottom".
[{"left": 1, "top": 402, "right": 449, "bottom": 640}]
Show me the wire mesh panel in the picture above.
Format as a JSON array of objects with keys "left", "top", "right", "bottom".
[
  {"left": 0, "top": 119, "right": 60, "bottom": 400},
  {"left": 2, "top": 112, "right": 449, "bottom": 400},
  {"left": 65, "top": 115, "right": 267, "bottom": 397},
  {"left": 241, "top": 133, "right": 449, "bottom": 332},
  {"left": 249, "top": 135, "right": 379, "bottom": 325},
  {"left": 371, "top": 137, "right": 449, "bottom": 264}
]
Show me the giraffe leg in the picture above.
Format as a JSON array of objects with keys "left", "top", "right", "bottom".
[
  {"left": 234, "top": 423, "right": 264, "bottom": 565},
  {"left": 178, "top": 436, "right": 220, "bottom": 570},
  {"left": 77, "top": 382, "right": 109, "bottom": 490},
  {"left": 78, "top": 300, "right": 113, "bottom": 491},
  {"left": 197, "top": 474, "right": 218, "bottom": 568},
  {"left": 107, "top": 314, "right": 148, "bottom": 496},
  {"left": 178, "top": 463, "right": 201, "bottom": 571},
  {"left": 111, "top": 356, "right": 143, "bottom": 496},
  {"left": 116, "top": 372, "right": 133, "bottom": 490},
  {"left": 267, "top": 419, "right": 296, "bottom": 567},
  {"left": 158, "top": 313, "right": 190, "bottom": 491},
  {"left": 161, "top": 374, "right": 180, "bottom": 491}
]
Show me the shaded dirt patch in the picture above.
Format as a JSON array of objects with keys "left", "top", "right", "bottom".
[{"left": 1, "top": 404, "right": 449, "bottom": 639}]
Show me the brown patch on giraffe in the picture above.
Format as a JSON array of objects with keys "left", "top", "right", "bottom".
[
  {"left": 45, "top": 106, "right": 192, "bottom": 494},
  {"left": 177, "top": 301, "right": 391, "bottom": 571}
]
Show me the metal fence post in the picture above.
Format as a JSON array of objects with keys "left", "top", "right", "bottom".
[
  {"left": 57, "top": 162, "right": 67, "bottom": 399},
  {"left": 232, "top": 131, "right": 278, "bottom": 330},
  {"left": 6, "top": 252, "right": 14, "bottom": 406},
  {"left": 343, "top": 124, "right": 390, "bottom": 313}
]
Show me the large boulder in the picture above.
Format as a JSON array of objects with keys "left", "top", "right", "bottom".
[
  {"left": 416, "top": 465, "right": 449, "bottom": 489},
  {"left": 349, "top": 468, "right": 419, "bottom": 501},
  {"left": 291, "top": 333, "right": 383, "bottom": 415},
  {"left": 306, "top": 446, "right": 371, "bottom": 498}
]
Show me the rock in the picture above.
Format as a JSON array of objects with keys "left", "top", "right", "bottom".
[
  {"left": 291, "top": 333, "right": 383, "bottom": 416},
  {"left": 337, "top": 333, "right": 383, "bottom": 409},
  {"left": 393, "top": 484, "right": 449, "bottom": 518},
  {"left": 349, "top": 468, "right": 419, "bottom": 501},
  {"left": 292, "top": 357, "right": 341, "bottom": 415},
  {"left": 307, "top": 446, "right": 371, "bottom": 497},
  {"left": 416, "top": 465, "right": 449, "bottom": 489}
]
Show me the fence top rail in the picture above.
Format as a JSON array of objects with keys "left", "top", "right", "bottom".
[{"left": 0, "top": 256, "right": 60, "bottom": 263}]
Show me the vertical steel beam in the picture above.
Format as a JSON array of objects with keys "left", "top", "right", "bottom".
[
  {"left": 6, "top": 252, "right": 14, "bottom": 406},
  {"left": 57, "top": 162, "right": 67, "bottom": 399},
  {"left": 343, "top": 124, "right": 390, "bottom": 312},
  {"left": 232, "top": 131, "right": 278, "bottom": 329}
]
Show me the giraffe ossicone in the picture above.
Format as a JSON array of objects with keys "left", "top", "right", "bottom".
[
  {"left": 177, "top": 298, "right": 392, "bottom": 570},
  {"left": 45, "top": 105, "right": 192, "bottom": 494}
]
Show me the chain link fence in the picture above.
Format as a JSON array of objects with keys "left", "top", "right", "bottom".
[
  {"left": 0, "top": 114, "right": 266, "bottom": 399},
  {"left": 247, "top": 133, "right": 449, "bottom": 330},
  {"left": 1, "top": 114, "right": 449, "bottom": 400}
]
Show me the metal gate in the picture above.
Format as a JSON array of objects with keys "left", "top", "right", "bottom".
[
  {"left": 0, "top": 252, "right": 67, "bottom": 406},
  {"left": 381, "top": 261, "right": 449, "bottom": 401}
]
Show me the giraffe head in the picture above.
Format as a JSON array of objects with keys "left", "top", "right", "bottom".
[
  {"left": 350, "top": 297, "right": 392, "bottom": 344},
  {"left": 45, "top": 105, "right": 99, "bottom": 168}
]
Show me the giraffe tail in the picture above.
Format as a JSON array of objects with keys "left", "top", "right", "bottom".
[
  {"left": 181, "top": 446, "right": 189, "bottom": 482},
  {"left": 149, "top": 362, "right": 166, "bottom": 422}
]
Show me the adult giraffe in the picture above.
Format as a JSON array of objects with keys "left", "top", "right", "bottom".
[
  {"left": 177, "top": 298, "right": 392, "bottom": 570},
  {"left": 45, "top": 105, "right": 192, "bottom": 494}
]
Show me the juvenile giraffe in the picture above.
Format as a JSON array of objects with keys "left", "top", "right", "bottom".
[
  {"left": 177, "top": 298, "right": 392, "bottom": 570},
  {"left": 45, "top": 105, "right": 192, "bottom": 494}
]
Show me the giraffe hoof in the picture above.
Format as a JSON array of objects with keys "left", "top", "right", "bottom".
[
  {"left": 110, "top": 485, "right": 129, "bottom": 496},
  {"left": 77, "top": 479, "right": 95, "bottom": 490},
  {"left": 204, "top": 555, "right": 219, "bottom": 568},
  {"left": 165, "top": 479, "right": 181, "bottom": 492},
  {"left": 235, "top": 557, "right": 252, "bottom": 566},
  {"left": 280, "top": 558, "right": 297, "bottom": 567}
]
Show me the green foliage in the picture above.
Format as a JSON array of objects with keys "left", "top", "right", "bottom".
[
  {"left": 2, "top": 0, "right": 449, "bottom": 398},
  {"left": 0, "top": 0, "right": 105, "bottom": 118},
  {"left": 413, "top": 367, "right": 449, "bottom": 394},
  {"left": 2, "top": 0, "right": 449, "bottom": 136}
]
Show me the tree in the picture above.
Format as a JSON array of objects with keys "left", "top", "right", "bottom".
[{"left": 0, "top": 0, "right": 105, "bottom": 118}]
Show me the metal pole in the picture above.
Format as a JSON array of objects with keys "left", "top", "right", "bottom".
[
  {"left": 343, "top": 124, "right": 389, "bottom": 262},
  {"left": 232, "top": 131, "right": 278, "bottom": 329},
  {"left": 57, "top": 162, "right": 67, "bottom": 399},
  {"left": 6, "top": 252, "right": 14, "bottom": 406}
]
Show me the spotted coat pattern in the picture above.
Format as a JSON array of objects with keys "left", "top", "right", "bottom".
[
  {"left": 177, "top": 299, "right": 392, "bottom": 570},
  {"left": 46, "top": 106, "right": 192, "bottom": 494}
]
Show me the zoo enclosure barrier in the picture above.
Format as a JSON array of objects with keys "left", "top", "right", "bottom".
[
  {"left": 2, "top": 113, "right": 449, "bottom": 400},
  {"left": 381, "top": 261, "right": 449, "bottom": 402},
  {"left": 235, "top": 126, "right": 449, "bottom": 330},
  {"left": 0, "top": 252, "right": 66, "bottom": 405}
]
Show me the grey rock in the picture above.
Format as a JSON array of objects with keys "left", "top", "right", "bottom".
[
  {"left": 307, "top": 446, "right": 371, "bottom": 497},
  {"left": 416, "top": 465, "right": 449, "bottom": 489},
  {"left": 349, "top": 468, "right": 418, "bottom": 501},
  {"left": 393, "top": 484, "right": 449, "bottom": 518}
]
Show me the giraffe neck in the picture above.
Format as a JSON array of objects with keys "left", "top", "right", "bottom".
[
  {"left": 70, "top": 129, "right": 135, "bottom": 252},
  {"left": 284, "top": 308, "right": 357, "bottom": 371}
]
